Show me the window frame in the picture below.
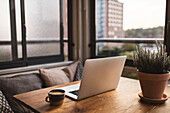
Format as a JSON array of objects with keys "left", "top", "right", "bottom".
[
  {"left": 67, "top": 0, "right": 73, "bottom": 61},
  {"left": 90, "top": 0, "right": 170, "bottom": 67},
  {"left": 0, "top": 0, "right": 64, "bottom": 69},
  {"left": 165, "top": 0, "right": 170, "bottom": 55}
]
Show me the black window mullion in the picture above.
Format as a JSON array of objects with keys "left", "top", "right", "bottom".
[
  {"left": 9, "top": 0, "right": 18, "bottom": 61},
  {"left": 68, "top": 0, "right": 73, "bottom": 60},
  {"left": 20, "top": 0, "right": 27, "bottom": 64},
  {"left": 90, "top": 0, "right": 96, "bottom": 58},
  {"left": 60, "top": 0, "right": 64, "bottom": 61},
  {"left": 165, "top": 0, "right": 170, "bottom": 55}
]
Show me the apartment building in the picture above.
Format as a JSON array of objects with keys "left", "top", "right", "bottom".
[{"left": 96, "top": 0, "right": 124, "bottom": 38}]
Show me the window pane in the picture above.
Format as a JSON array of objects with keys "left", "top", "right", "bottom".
[
  {"left": 15, "top": 0, "right": 23, "bottom": 58},
  {"left": 96, "top": 0, "right": 165, "bottom": 59},
  {"left": 0, "top": 0, "right": 12, "bottom": 62},
  {"left": 96, "top": 0, "right": 124, "bottom": 38},
  {"left": 27, "top": 43, "right": 60, "bottom": 57},
  {"left": 0, "top": 45, "right": 12, "bottom": 62},
  {"left": 97, "top": 42, "right": 156, "bottom": 59},
  {"left": 25, "top": 0, "right": 61, "bottom": 57},
  {"left": 122, "top": 0, "right": 166, "bottom": 33},
  {"left": 64, "top": 42, "right": 68, "bottom": 61},
  {"left": 17, "top": 44, "right": 22, "bottom": 59},
  {"left": 63, "top": 0, "right": 68, "bottom": 60}
]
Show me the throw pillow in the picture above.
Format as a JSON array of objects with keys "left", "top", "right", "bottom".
[
  {"left": 39, "top": 68, "right": 70, "bottom": 87},
  {"left": 0, "top": 90, "right": 13, "bottom": 113},
  {"left": 74, "top": 62, "right": 84, "bottom": 81},
  {"left": 0, "top": 73, "right": 43, "bottom": 113},
  {"left": 62, "top": 60, "right": 80, "bottom": 81}
]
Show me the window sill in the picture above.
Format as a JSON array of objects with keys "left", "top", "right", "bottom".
[{"left": 0, "top": 61, "right": 73, "bottom": 76}]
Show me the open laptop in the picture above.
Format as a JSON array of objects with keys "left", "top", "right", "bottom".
[{"left": 56, "top": 56, "right": 126, "bottom": 100}]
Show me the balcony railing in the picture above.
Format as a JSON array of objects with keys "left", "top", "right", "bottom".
[
  {"left": 96, "top": 38, "right": 164, "bottom": 44},
  {"left": 0, "top": 37, "right": 164, "bottom": 45}
]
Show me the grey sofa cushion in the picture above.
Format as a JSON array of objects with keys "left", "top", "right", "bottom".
[
  {"left": 63, "top": 60, "right": 80, "bottom": 81},
  {"left": 0, "top": 73, "right": 43, "bottom": 113},
  {"left": 74, "top": 63, "right": 84, "bottom": 81},
  {"left": 0, "top": 90, "right": 13, "bottom": 113}
]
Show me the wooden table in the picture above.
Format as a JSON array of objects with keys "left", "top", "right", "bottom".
[{"left": 14, "top": 77, "right": 170, "bottom": 113}]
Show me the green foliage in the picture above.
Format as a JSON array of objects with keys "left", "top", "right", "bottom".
[
  {"left": 120, "top": 51, "right": 133, "bottom": 59},
  {"left": 133, "top": 41, "right": 170, "bottom": 74},
  {"left": 121, "top": 71, "right": 138, "bottom": 79},
  {"left": 98, "top": 46, "right": 122, "bottom": 57},
  {"left": 121, "top": 44, "right": 136, "bottom": 51},
  {"left": 125, "top": 26, "right": 163, "bottom": 38},
  {"left": 98, "top": 44, "right": 135, "bottom": 59}
]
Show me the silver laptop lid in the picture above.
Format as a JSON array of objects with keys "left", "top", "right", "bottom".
[{"left": 77, "top": 56, "right": 126, "bottom": 100}]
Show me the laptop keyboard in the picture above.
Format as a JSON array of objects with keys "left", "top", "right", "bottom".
[{"left": 69, "top": 90, "right": 79, "bottom": 96}]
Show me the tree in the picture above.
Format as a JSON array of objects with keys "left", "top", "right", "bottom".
[
  {"left": 125, "top": 26, "right": 163, "bottom": 38},
  {"left": 121, "top": 43, "right": 136, "bottom": 51}
]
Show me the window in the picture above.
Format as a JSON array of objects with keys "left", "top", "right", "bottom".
[
  {"left": 0, "top": 0, "right": 66, "bottom": 69},
  {"left": 0, "top": 0, "right": 12, "bottom": 62},
  {"left": 95, "top": 0, "right": 167, "bottom": 67},
  {"left": 25, "top": 0, "right": 61, "bottom": 57},
  {"left": 91, "top": 0, "right": 170, "bottom": 79}
]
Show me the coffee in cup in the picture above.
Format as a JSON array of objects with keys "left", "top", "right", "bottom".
[{"left": 45, "top": 89, "right": 65, "bottom": 106}]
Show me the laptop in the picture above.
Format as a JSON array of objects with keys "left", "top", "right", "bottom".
[{"left": 56, "top": 56, "right": 126, "bottom": 100}]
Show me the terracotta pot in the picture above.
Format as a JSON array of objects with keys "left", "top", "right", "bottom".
[{"left": 137, "top": 71, "right": 170, "bottom": 99}]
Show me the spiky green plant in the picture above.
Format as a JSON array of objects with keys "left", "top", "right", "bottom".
[{"left": 133, "top": 41, "right": 170, "bottom": 74}]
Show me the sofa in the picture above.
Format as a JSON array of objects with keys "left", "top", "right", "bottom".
[{"left": 0, "top": 61, "right": 83, "bottom": 113}]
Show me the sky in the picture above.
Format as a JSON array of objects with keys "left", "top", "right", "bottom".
[{"left": 118, "top": 0, "right": 166, "bottom": 30}]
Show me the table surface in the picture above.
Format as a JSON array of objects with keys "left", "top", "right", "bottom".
[{"left": 14, "top": 77, "right": 170, "bottom": 113}]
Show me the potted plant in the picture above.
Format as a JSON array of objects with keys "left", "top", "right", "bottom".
[{"left": 133, "top": 41, "right": 170, "bottom": 100}]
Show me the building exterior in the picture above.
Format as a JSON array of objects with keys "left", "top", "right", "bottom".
[{"left": 96, "top": 0, "right": 124, "bottom": 38}]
